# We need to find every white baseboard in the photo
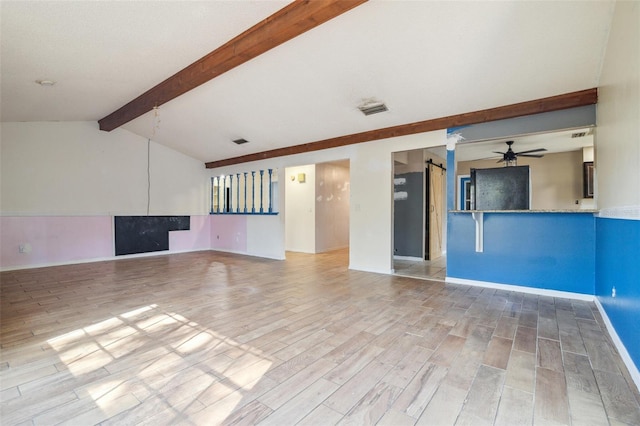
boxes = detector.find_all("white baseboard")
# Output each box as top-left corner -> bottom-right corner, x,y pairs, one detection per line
210,248 -> 250,256
350,264 -> 393,275
445,276 -> 639,392
393,255 -> 423,261
1,248 -> 210,272
593,298 -> 640,392
394,272 -> 446,283
247,251 -> 286,261
1,255 -> 117,272
1,247 -> 286,272
317,244 -> 349,253
445,276 -> 595,301
204,248 -> 286,261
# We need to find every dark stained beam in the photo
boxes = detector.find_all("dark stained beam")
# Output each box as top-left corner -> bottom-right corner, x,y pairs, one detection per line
98,0 -> 368,132
205,88 -> 597,168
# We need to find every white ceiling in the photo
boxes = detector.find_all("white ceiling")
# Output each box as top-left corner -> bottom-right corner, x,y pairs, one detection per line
435,127 -> 595,163
1,1 -> 615,165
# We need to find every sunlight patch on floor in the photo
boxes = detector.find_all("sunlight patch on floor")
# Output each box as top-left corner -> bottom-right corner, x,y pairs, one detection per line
45,303 -> 273,421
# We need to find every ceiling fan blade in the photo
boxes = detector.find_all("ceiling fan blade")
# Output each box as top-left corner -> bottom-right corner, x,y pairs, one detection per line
493,151 -> 506,155
518,154 -> 545,158
515,148 -> 547,155
496,158 -> 505,163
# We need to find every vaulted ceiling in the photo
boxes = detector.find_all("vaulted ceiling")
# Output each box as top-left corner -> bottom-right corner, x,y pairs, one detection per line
1,1 -> 615,166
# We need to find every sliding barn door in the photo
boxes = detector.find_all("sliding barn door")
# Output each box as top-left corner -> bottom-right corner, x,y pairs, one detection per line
427,164 -> 444,260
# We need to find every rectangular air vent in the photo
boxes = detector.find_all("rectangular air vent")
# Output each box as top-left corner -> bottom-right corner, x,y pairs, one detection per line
358,102 -> 388,116
233,138 -> 249,145
571,132 -> 587,138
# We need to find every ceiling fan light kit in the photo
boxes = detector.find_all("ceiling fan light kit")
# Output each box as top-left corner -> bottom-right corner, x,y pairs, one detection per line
493,140 -> 547,166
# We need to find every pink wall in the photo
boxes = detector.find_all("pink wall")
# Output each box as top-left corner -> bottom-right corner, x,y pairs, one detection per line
0,216 -> 113,269
210,215 -> 247,253
1,215 -> 215,270
169,215 -> 211,252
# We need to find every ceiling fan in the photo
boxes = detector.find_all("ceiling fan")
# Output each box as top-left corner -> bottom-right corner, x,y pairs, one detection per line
494,140 -> 547,166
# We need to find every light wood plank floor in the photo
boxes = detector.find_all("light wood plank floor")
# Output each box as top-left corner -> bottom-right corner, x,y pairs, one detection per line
2,249 -> 639,425
394,257 -> 447,282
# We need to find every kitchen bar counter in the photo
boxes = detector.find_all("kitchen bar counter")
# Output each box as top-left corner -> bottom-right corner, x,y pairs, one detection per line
450,209 -> 598,213
446,209 -> 596,294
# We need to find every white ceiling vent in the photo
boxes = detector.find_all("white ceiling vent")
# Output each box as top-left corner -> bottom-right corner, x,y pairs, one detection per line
358,99 -> 388,116
571,128 -> 593,138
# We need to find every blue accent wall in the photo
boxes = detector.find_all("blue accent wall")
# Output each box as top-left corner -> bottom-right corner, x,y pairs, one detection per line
595,217 -> 640,369
447,212 -> 596,294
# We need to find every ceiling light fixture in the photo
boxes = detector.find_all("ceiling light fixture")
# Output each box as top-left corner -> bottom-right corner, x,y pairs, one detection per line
358,99 -> 388,116
35,79 -> 56,86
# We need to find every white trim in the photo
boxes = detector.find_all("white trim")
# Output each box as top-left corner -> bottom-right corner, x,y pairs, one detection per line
594,298 -> 640,392
472,212 -> 484,253
317,244 -> 350,253
457,174 -> 470,210
1,256 -> 118,272
0,248 -> 212,272
215,248 -> 286,261
394,272 -> 446,283
0,212 -> 208,217
446,134 -> 463,150
393,255 -> 423,261
598,206 -> 640,220
248,252 -> 286,261
351,264 -> 394,275
445,276 -> 595,301
446,277 -> 640,389
209,248 -> 246,256
212,246 -> 286,260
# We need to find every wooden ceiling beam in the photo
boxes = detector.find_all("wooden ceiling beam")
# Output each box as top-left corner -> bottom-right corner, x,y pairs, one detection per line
98,0 -> 368,132
205,88 -> 597,169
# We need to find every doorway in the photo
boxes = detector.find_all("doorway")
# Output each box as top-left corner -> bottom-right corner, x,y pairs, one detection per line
393,148 -> 447,281
284,160 -> 350,256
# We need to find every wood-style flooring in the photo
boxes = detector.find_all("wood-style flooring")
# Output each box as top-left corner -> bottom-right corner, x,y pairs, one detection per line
1,249 -> 639,425
394,256 -> 447,282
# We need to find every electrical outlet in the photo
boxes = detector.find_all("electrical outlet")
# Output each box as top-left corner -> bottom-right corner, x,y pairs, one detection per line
612,287 -> 616,298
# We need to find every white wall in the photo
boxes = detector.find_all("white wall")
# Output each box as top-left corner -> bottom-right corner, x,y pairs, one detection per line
596,1 -> 640,215
247,214 -> 285,260
285,164 -> 316,253
315,162 -> 350,252
1,121 -> 208,215
1,121 -> 211,269
208,129 -> 448,274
